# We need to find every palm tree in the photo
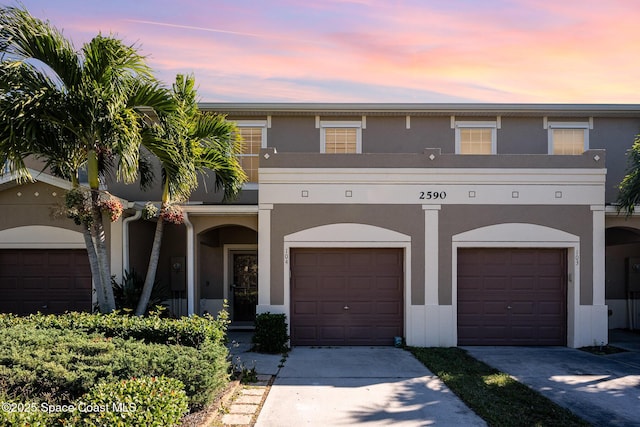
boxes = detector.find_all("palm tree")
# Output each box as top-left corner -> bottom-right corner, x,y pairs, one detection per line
135,74 -> 246,315
0,6 -> 173,312
617,135 -> 640,215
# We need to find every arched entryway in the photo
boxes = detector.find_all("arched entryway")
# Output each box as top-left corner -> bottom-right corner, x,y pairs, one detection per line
198,225 -> 258,326
606,226 -> 640,329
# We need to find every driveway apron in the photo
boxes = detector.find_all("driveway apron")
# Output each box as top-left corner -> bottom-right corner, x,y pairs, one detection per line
255,346 -> 486,426
464,346 -> 640,427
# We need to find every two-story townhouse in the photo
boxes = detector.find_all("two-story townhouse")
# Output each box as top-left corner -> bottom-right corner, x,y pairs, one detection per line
2,103 -> 639,348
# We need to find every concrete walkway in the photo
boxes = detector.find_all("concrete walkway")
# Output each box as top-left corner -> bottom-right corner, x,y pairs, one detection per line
220,331 -> 283,426
227,331 -> 283,376
255,346 -> 486,427
464,330 -> 640,427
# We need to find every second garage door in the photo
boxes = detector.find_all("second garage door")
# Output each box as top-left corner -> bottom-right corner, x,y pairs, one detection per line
457,248 -> 567,346
291,248 -> 403,346
0,249 -> 92,315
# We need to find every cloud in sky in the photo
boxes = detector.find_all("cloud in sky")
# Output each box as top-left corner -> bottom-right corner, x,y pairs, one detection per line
13,0 -> 640,102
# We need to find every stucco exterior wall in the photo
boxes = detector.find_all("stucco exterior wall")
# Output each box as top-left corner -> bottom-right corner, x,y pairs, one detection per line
0,182 -> 80,232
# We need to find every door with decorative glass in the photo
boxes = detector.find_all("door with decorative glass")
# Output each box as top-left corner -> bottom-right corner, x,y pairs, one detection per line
230,251 -> 258,323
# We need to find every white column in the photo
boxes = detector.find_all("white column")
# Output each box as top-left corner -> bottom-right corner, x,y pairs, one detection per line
423,205 -> 441,305
110,217 -> 124,285
258,204 -> 273,308
183,212 -> 196,315
591,205 -> 605,305
420,205 -> 444,347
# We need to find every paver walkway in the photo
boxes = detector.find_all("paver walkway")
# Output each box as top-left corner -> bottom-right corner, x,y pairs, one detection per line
216,332 -> 283,426
220,375 -> 271,426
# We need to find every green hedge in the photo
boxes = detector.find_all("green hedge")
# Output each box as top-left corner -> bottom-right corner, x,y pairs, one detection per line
1,376 -> 189,427
0,392 -> 58,426
68,376 -> 189,427
0,311 -> 231,424
0,310 -> 228,348
0,325 -> 228,411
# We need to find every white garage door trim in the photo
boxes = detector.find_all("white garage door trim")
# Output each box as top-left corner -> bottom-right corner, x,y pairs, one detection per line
0,225 -> 85,249
282,223 -> 411,341
452,223 -> 580,347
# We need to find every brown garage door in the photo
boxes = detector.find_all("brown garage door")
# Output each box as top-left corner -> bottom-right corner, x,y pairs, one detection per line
458,248 -> 567,346
0,249 -> 92,315
291,248 -> 403,346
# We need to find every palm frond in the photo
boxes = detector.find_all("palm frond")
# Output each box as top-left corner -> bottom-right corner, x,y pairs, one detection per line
617,135 -> 640,216
0,6 -> 81,88
136,152 -> 156,191
139,73 -> 247,203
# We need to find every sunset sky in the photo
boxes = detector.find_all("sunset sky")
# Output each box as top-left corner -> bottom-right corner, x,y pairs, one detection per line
11,0 -> 640,103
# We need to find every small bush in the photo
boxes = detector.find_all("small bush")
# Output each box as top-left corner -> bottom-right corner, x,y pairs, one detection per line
252,313 -> 289,354
68,376 -> 189,427
112,269 -> 170,314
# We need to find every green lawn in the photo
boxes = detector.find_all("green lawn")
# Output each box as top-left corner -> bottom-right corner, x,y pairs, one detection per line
409,347 -> 590,427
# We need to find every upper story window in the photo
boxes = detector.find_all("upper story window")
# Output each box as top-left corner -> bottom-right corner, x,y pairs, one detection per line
547,122 -> 589,155
454,121 -> 497,154
235,120 -> 267,183
320,121 -> 362,153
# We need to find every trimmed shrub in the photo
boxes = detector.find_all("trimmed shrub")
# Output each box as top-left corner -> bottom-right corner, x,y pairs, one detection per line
0,392 -> 60,427
0,325 -> 117,404
0,324 -> 229,411
67,376 -> 189,427
252,312 -> 289,354
0,310 -> 228,348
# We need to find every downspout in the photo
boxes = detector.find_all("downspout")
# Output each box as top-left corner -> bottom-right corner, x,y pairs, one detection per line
122,206 -> 142,275
183,211 -> 195,316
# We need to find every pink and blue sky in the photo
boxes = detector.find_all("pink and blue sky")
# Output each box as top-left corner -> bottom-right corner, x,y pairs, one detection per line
12,0 -> 640,103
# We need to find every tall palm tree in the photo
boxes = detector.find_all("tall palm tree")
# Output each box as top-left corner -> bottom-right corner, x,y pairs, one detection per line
135,74 -> 246,315
617,135 -> 640,215
0,6 -> 173,312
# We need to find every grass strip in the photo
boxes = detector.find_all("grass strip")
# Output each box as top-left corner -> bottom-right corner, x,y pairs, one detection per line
409,347 -> 590,427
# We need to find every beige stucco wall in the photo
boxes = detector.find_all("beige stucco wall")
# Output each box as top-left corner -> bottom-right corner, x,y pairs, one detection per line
0,182 -> 81,232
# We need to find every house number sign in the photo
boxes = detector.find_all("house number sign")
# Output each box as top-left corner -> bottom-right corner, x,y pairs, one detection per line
419,191 -> 447,200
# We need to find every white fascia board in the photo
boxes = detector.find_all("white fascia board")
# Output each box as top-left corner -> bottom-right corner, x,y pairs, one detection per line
259,167 -> 606,186
259,167 -> 605,206
181,205 -> 259,215
259,182 -> 604,206
0,168 -> 73,190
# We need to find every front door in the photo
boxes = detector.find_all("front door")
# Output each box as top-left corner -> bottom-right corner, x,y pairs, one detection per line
231,251 -> 258,323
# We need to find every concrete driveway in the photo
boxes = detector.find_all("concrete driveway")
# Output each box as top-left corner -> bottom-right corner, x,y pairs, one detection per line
464,333 -> 640,427
255,346 -> 486,427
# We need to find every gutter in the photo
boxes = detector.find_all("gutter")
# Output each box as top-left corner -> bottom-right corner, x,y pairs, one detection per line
122,204 -> 143,275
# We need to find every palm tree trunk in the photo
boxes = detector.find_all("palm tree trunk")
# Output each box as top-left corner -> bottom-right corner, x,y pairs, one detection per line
89,190 -> 116,313
73,175 -> 108,313
87,149 -> 116,313
82,227 -> 106,312
135,215 -> 164,315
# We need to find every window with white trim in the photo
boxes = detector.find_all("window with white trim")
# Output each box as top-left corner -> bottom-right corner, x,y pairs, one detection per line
235,120 -> 267,183
455,121 -> 497,154
320,121 -> 362,153
547,122 -> 589,155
